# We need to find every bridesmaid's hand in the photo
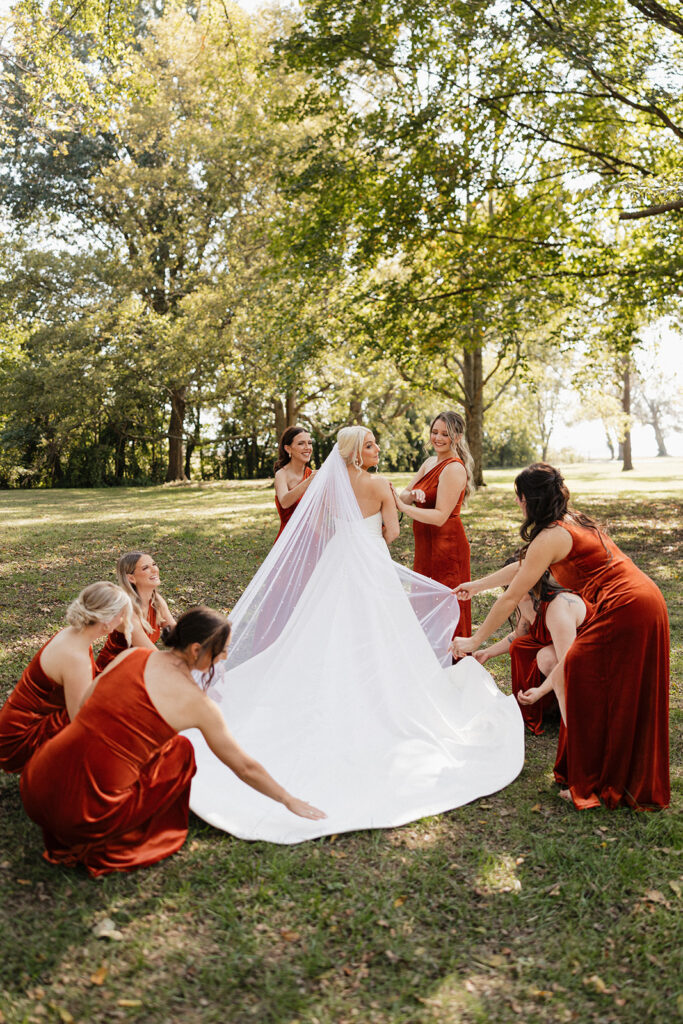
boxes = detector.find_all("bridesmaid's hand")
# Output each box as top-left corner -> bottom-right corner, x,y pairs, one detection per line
518,687 -> 543,706
449,636 -> 479,658
390,484 -> 408,512
410,488 -> 426,504
284,796 -> 327,820
452,581 -> 476,601
473,649 -> 491,665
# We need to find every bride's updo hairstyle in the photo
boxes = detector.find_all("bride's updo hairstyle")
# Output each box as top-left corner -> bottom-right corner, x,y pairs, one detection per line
162,606 -> 231,689
430,411 -> 474,503
66,582 -> 133,642
273,426 -> 308,473
337,425 -> 370,472
515,463 -> 600,546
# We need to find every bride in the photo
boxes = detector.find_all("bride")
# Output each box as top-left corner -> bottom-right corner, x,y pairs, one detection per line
186,426 -> 524,843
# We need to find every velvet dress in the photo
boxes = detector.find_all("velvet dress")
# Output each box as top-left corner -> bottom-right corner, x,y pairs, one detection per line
510,593 -> 593,736
0,639 -> 95,774
550,517 -> 670,809
21,648 -> 196,876
95,602 -> 160,672
275,465 -> 313,541
412,457 -> 471,638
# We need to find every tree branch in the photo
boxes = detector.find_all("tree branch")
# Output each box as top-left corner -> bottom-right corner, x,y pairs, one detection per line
619,198 -> 683,219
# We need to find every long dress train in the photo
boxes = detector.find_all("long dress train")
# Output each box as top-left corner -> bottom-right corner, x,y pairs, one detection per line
187,448 -> 524,844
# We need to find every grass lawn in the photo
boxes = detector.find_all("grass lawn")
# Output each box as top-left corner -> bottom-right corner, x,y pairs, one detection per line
0,457 -> 680,1024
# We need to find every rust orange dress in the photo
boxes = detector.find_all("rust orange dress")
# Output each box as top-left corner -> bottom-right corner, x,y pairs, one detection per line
510,594 -> 593,736
0,638 -> 96,774
275,465 -> 313,541
95,602 -> 160,672
550,517 -> 670,810
20,648 -> 196,876
412,457 -> 471,638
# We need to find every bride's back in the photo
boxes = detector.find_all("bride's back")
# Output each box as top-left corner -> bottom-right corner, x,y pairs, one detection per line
347,467 -> 386,518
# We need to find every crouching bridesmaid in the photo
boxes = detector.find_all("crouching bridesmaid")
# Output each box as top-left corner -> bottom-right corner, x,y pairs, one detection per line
96,551 -> 174,672
0,582 -> 132,774
21,607 -> 326,876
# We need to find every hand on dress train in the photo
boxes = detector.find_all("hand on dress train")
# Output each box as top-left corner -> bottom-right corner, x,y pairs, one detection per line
284,796 -> 327,820
449,635 -> 479,658
517,687 -> 543,706
452,581 -> 476,601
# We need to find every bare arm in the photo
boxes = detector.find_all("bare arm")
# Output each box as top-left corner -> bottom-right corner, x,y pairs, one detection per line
275,468 -> 315,510
129,616 -> 158,651
451,527 -> 573,656
379,480 -> 400,544
398,460 -> 431,504
453,561 -> 520,600
61,652 -> 98,719
394,462 -> 466,526
154,594 -> 175,629
473,610 -> 531,664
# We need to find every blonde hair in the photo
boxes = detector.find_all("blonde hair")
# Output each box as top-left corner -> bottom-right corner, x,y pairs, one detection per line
116,551 -> 159,635
337,426 -> 371,472
430,411 -> 474,504
66,582 -> 133,642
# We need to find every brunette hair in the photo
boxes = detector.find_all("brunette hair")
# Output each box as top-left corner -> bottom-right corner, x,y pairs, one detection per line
116,551 -> 159,635
66,582 -> 133,643
273,426 -> 310,473
337,425 -> 370,472
162,606 -> 231,689
514,463 -> 604,548
430,412 -> 474,504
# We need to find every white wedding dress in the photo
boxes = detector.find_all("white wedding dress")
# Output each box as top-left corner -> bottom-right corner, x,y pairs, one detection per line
186,447 -> 524,843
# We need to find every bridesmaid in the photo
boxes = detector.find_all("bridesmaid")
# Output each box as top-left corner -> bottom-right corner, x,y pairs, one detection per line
273,426 -> 315,541
0,583 -> 132,773
451,463 -> 670,810
21,607 -> 326,876
393,411 -> 474,637
96,551 -> 174,671
474,562 -> 590,735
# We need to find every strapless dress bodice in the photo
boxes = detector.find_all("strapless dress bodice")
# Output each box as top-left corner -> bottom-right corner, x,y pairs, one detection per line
362,511 -> 384,537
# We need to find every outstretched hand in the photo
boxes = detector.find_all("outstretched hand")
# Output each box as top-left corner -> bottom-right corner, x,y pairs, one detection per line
285,796 -> 327,821
452,581 -> 476,601
390,483 -> 406,511
473,649 -> 490,665
449,635 -> 479,658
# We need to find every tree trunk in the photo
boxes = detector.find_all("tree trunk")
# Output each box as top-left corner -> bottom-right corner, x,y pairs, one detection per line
273,390 -> 299,439
621,357 -> 634,472
349,398 -> 363,424
463,347 -> 485,487
166,386 -> 187,482
649,404 -> 669,456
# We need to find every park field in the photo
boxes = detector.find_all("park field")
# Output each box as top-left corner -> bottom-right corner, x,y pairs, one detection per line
0,457 -> 680,1024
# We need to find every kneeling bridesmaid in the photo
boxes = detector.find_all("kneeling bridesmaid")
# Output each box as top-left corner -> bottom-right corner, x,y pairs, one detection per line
0,582 -> 132,774
21,607 -> 326,876
96,551 -> 174,671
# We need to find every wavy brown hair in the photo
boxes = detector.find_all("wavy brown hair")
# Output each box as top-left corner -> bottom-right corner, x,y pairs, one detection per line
430,412 -> 474,504
514,463 -> 602,546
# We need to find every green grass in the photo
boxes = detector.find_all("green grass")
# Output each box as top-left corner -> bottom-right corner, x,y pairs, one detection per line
0,457 -> 681,1024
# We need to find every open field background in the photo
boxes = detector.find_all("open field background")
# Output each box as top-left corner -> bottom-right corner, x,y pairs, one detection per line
0,457 -> 681,1024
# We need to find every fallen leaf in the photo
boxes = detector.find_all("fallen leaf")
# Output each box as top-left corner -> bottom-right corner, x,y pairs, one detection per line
329,834 -> 339,843
16,878 -> 32,886
329,850 -> 347,859
531,803 -> 542,812
668,880 -> 681,898
384,949 -> 399,962
56,1009 -> 74,1023
583,974 -> 610,994
90,965 -> 108,986
92,917 -> 124,941
393,896 -> 406,907
280,929 -> 300,942
117,999 -> 142,1007
642,889 -> 671,908
377,919 -> 390,928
